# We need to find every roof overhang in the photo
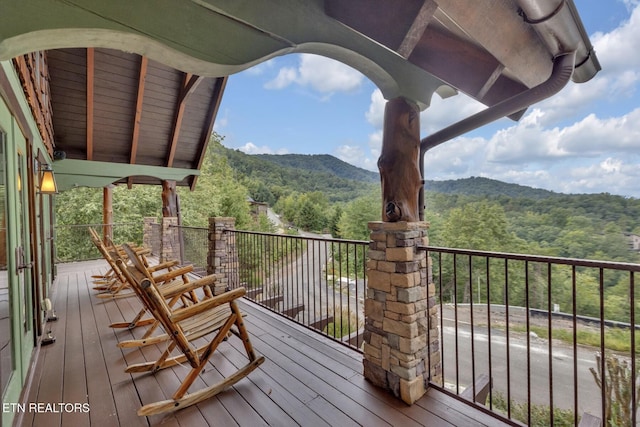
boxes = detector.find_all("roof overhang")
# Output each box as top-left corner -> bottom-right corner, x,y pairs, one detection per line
0,0 -> 599,108
0,0 -> 600,190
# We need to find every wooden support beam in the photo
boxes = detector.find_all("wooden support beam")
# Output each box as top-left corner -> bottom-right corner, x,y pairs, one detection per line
309,316 -> 333,331
258,295 -> 284,309
476,63 -> 505,101
377,97 -> 422,222
190,76 -> 227,190
397,0 -> 437,58
161,180 -> 178,217
281,304 -> 305,318
128,56 -> 148,188
167,73 -> 203,167
103,185 -> 113,244
86,48 -> 94,161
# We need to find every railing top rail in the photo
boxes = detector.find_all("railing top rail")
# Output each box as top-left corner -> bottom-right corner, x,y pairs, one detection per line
420,245 -> 640,272
168,224 -> 208,231
55,222 -> 140,228
224,228 -> 368,245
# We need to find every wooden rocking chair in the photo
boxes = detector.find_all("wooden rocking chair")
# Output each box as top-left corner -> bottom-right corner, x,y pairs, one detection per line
88,227 -> 181,299
107,248 -> 217,342
88,228 -> 155,291
114,264 -> 222,349
117,244 -> 264,416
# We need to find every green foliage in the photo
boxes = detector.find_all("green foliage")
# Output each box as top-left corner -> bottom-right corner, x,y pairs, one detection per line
274,191 -> 330,232
337,189 -> 380,240
590,353 -> 640,426
214,143 -> 378,204
491,392 -> 576,426
323,306 -> 364,339
440,201 -> 521,251
178,134 -> 251,228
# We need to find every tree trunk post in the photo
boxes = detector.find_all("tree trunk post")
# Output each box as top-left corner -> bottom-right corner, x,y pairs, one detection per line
377,97 -> 422,222
161,179 -> 178,218
366,100 -> 442,404
102,185 -> 113,244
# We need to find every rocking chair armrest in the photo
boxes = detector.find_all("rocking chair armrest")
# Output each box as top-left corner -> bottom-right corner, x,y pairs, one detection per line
147,259 -> 180,273
159,273 -> 224,299
170,287 -> 246,323
152,265 -> 194,283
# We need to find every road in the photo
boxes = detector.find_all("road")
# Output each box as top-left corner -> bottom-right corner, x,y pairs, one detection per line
440,305 -> 604,418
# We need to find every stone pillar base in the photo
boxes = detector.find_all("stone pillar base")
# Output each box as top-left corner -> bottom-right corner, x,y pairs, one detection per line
363,221 -> 439,405
207,217 -> 236,295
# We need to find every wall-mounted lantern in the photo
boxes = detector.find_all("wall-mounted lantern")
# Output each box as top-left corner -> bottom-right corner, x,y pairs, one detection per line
39,164 -> 58,194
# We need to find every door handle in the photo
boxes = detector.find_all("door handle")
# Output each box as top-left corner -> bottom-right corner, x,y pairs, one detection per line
15,246 -> 32,274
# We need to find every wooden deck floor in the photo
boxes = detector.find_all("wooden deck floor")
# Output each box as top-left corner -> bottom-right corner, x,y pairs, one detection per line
17,260 -> 511,427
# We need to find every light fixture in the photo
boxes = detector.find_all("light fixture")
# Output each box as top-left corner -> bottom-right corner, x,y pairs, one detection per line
39,164 -> 58,194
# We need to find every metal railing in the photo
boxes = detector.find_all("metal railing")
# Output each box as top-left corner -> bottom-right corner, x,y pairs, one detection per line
54,223 -> 143,262
224,229 -> 367,351
168,225 -> 209,274
421,245 -> 639,427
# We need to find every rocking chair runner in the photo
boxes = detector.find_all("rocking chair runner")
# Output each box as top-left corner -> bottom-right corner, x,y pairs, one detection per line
117,244 -> 265,416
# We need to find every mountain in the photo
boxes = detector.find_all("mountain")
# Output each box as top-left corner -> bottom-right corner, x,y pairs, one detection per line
253,153 -> 379,183
216,146 -> 378,204
425,177 -> 561,199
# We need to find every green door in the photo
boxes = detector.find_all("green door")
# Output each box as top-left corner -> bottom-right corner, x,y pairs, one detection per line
0,130 -> 13,406
15,146 -> 34,365
0,113 -> 35,427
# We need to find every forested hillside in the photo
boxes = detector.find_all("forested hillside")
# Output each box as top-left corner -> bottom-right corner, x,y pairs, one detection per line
215,143 -> 378,206
55,132 -> 640,266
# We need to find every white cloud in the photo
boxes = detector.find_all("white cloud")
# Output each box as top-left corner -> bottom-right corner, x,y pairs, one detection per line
265,54 -> 364,94
365,90 -> 385,128
238,142 -> 289,155
420,93 -> 485,135
590,3 -> 640,93
244,58 -> 276,76
264,67 -> 298,90
335,143 -> 379,172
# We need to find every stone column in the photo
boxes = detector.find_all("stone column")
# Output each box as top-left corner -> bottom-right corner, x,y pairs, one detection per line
207,217 -> 236,296
160,216 -> 179,263
363,221 -> 441,404
142,217 -> 157,251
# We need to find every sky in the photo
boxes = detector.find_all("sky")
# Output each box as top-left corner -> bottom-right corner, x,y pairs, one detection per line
214,0 -> 640,198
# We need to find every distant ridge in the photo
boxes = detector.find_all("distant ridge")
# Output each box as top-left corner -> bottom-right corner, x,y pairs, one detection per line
254,153 -> 379,183
425,177 -> 561,199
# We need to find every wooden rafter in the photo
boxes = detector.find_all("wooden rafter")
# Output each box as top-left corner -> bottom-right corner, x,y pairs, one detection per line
476,63 -> 505,101
397,0 -> 437,58
190,76 -> 227,190
166,73 -> 203,167
128,55 -> 148,188
86,48 -> 94,161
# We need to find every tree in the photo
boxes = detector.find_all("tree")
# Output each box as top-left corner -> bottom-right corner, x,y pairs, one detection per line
338,190 -> 380,240
441,201 -> 519,251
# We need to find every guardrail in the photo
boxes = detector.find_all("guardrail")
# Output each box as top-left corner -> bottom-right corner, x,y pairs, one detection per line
54,223 -> 143,262
224,229 -> 368,352
421,245 -> 639,427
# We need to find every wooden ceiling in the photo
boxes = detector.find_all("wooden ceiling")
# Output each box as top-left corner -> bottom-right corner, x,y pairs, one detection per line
46,47 -> 226,188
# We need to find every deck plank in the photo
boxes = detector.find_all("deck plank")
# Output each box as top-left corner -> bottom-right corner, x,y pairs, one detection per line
77,269 -> 123,427
30,271 -> 68,427
61,271 -> 90,427
19,260 -> 515,427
